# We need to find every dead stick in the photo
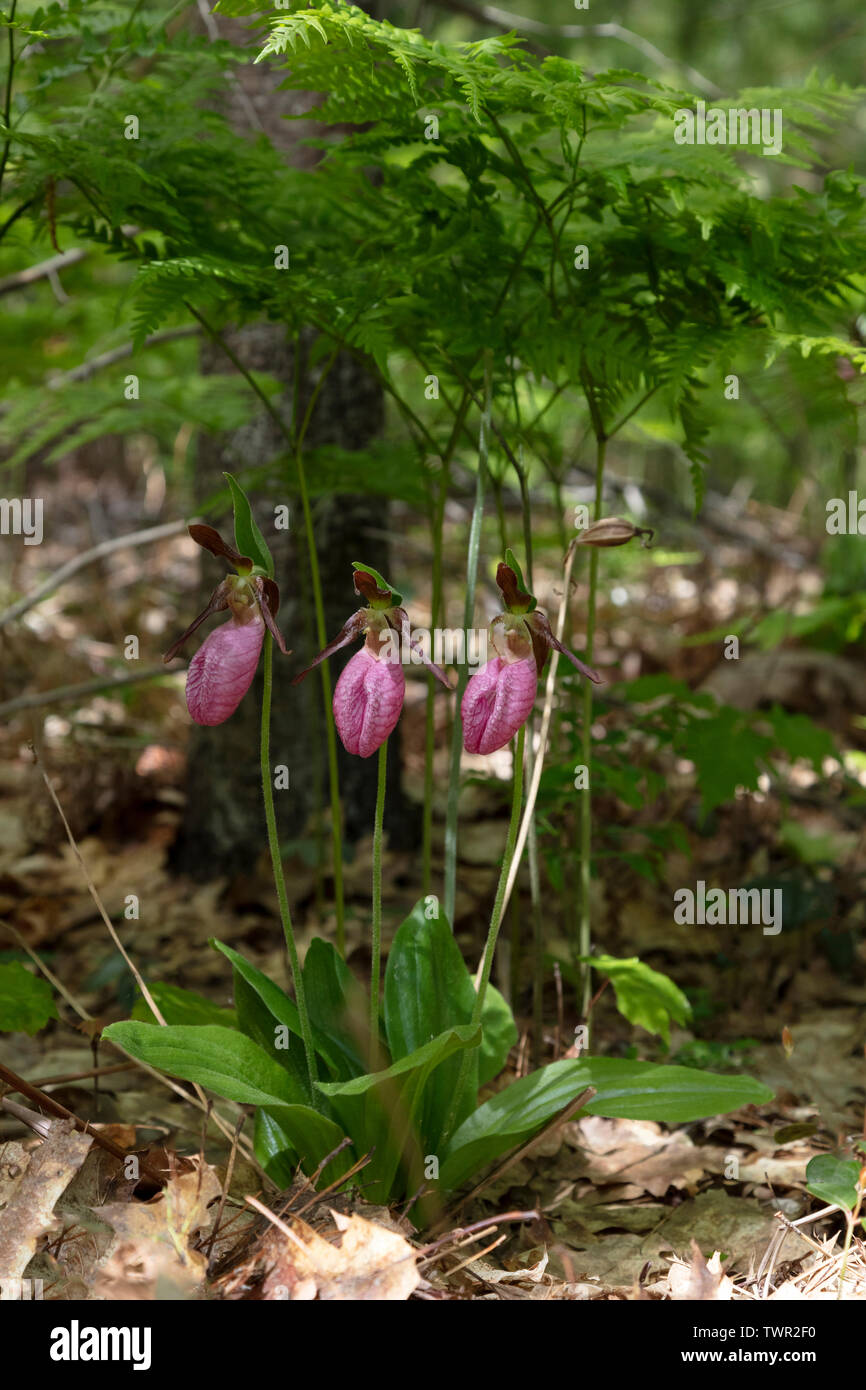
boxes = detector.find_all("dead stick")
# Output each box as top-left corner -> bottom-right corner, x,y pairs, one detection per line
0,666 -> 183,719
0,1059 -> 165,1185
0,519 -> 190,630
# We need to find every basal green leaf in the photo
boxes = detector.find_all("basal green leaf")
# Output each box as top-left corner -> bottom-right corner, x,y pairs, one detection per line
441,1057 -> 774,1191
212,939 -> 342,1078
131,981 -> 237,1029
302,937 -> 368,1079
318,1024 -> 481,1201
103,1021 -> 309,1109
383,901 -> 516,1148
258,1105 -> 353,1187
233,970 -> 312,1099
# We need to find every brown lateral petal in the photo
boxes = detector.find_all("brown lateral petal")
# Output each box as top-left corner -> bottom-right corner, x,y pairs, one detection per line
528,622 -> 549,676
257,578 -> 290,656
527,610 -> 603,684
291,610 -> 366,685
391,609 -> 453,688
188,523 -> 252,570
163,582 -> 231,663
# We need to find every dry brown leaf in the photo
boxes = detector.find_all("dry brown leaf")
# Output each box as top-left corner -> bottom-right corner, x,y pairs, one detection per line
93,1158 -> 221,1300
668,1240 -> 734,1300
0,1120 -> 92,1289
568,1115 -> 713,1196
259,1207 -> 419,1301
469,1251 -> 550,1285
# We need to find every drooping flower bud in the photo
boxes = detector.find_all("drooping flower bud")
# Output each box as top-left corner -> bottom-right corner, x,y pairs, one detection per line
571,516 -> 654,550
186,612 -> 265,726
293,562 -> 452,757
164,510 -> 289,727
462,551 -> 602,755
462,654 -> 538,755
333,643 -> 406,758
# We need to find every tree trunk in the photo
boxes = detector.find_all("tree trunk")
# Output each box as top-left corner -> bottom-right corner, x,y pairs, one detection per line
172,10 -> 416,885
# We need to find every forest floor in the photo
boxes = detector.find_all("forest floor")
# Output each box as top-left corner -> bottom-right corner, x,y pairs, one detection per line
1,466 -> 865,1300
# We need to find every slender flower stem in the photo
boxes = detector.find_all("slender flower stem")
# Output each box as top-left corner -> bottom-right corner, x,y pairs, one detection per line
297,466 -> 346,957
186,305 -> 348,957
443,725 -> 526,1142
260,631 -> 318,1102
369,737 -> 389,1047
515,458 -> 544,1069
444,354 -> 492,924
290,341 -> 347,958
578,433 -> 607,1019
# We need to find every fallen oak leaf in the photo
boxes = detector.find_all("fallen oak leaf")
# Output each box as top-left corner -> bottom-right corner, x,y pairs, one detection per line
93,1158 -> 221,1299
668,1239 -> 734,1301
248,1196 -> 419,1301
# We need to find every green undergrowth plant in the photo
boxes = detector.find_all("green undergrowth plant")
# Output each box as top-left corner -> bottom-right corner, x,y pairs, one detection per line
106,900 -> 774,1220
104,480 -> 774,1225
7,1 -> 861,1224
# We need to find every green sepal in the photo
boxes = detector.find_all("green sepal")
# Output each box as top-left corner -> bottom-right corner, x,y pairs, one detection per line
224,471 -> 274,578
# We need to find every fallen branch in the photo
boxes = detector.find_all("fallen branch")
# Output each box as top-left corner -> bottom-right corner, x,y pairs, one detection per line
47,325 -> 201,388
0,1060 -> 166,1185
0,665 -> 183,719
0,517 -> 190,630
0,247 -> 89,296
429,0 -> 723,96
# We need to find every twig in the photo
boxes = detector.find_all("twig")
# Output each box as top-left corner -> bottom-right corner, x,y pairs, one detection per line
46,325 -> 201,387
204,1114 -> 246,1264
0,1059 -> 166,1184
0,666 -> 183,719
445,1231 -> 507,1276
418,1209 -> 539,1260
0,518 -> 189,629
495,537 -> 577,928
0,1095 -> 51,1137
36,751 -> 167,1027
0,246 -> 89,296
429,0 -> 722,96
28,1062 -> 135,1088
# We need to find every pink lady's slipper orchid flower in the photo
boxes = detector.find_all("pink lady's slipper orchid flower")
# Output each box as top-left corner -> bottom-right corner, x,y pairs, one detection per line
164,524 -> 289,726
462,553 -> 602,755
293,563 -> 452,758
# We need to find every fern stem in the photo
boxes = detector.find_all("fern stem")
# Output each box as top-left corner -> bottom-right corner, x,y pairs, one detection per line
186,306 -> 348,956
443,355 -> 492,925
578,430 -> 606,1021
422,389 -> 470,895
0,0 -> 18,198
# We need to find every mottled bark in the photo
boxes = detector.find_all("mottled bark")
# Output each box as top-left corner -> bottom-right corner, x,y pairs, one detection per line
172,10 -> 415,881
